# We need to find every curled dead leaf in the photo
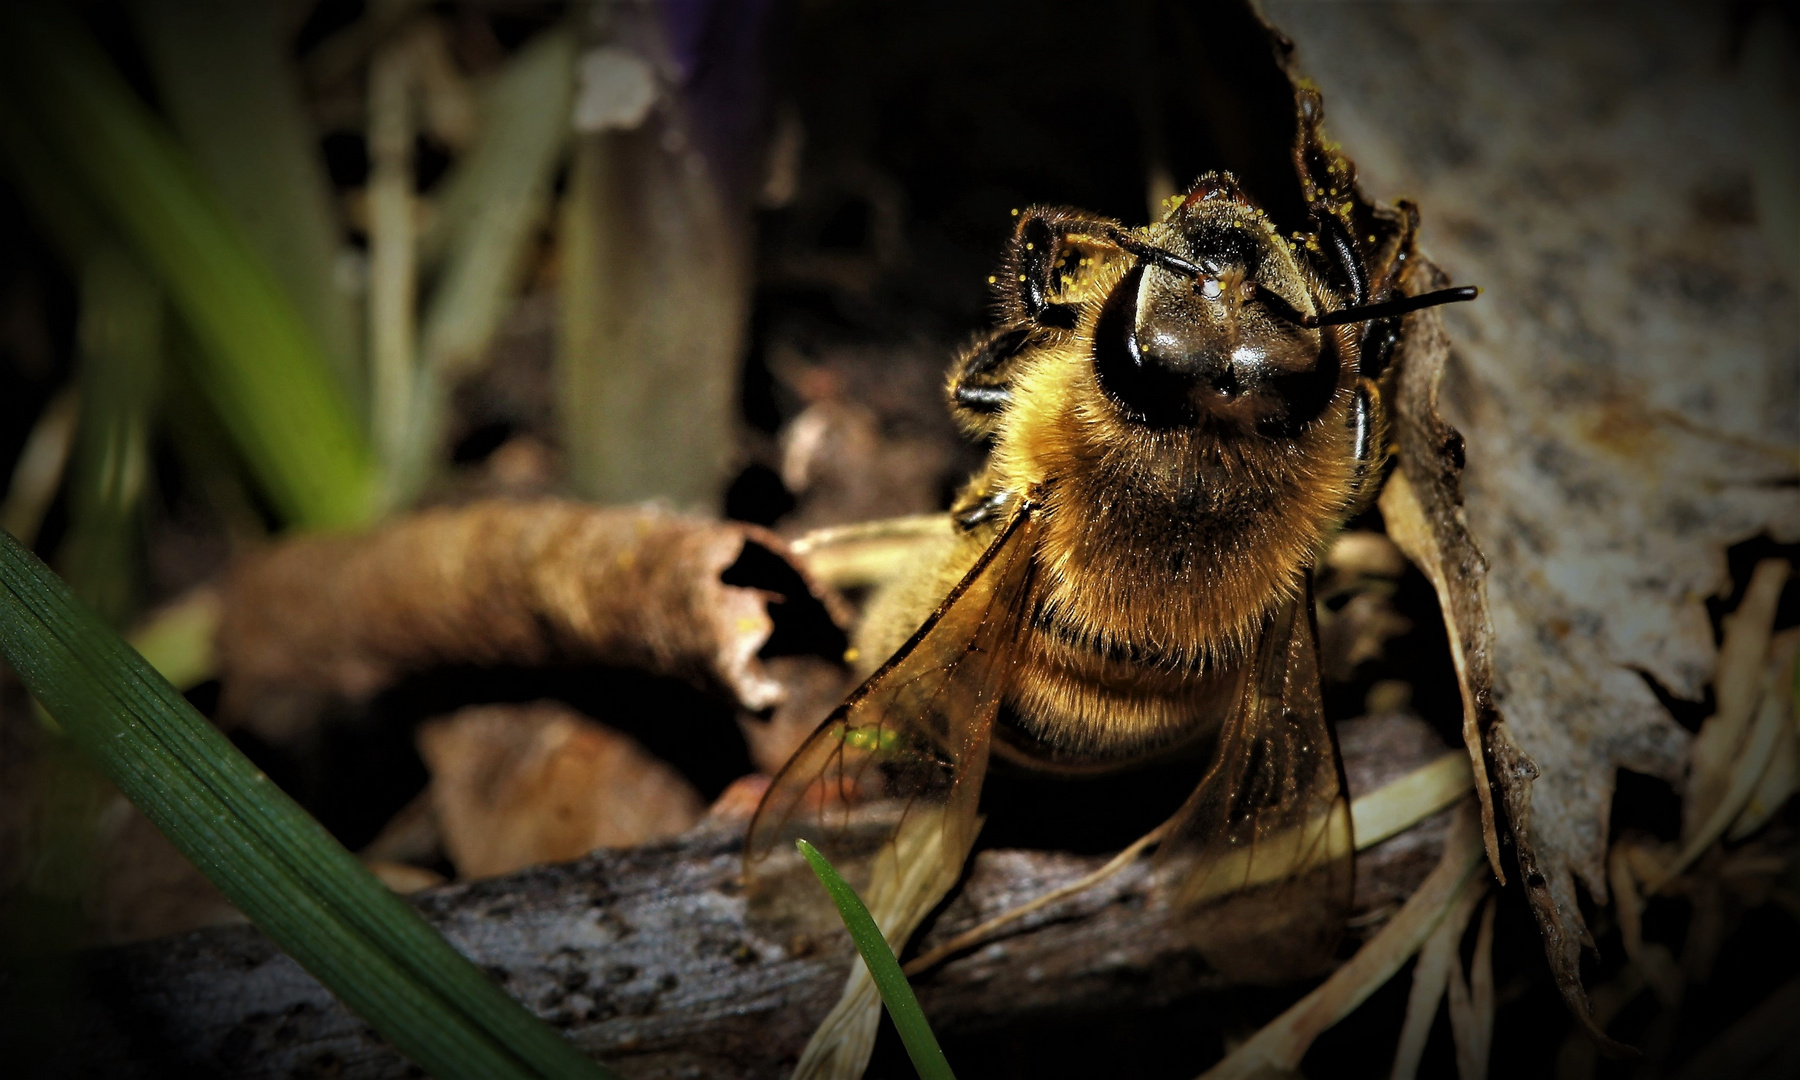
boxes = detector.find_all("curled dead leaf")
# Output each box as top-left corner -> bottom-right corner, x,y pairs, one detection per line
215,499 -> 848,741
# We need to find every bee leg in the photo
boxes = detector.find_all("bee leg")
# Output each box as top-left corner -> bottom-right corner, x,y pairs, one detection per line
955,205 -> 1202,435
948,324 -> 1031,424
953,489 -> 1013,532
1345,378 -> 1388,510
1313,209 -> 1369,307
1009,210 -> 1086,327
1358,315 -> 1402,381
1007,209 -> 1190,328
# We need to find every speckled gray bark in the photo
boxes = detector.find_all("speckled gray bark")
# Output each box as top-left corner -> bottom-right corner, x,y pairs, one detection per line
37,715 -> 1448,1079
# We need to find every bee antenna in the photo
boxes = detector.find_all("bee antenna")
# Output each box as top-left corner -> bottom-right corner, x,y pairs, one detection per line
1306,285 -> 1480,328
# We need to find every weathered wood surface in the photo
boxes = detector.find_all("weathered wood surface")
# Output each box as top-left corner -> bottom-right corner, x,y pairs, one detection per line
34,715 -> 1449,1079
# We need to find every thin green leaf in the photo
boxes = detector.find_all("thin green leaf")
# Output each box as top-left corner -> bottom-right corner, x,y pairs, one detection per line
420,25 -> 575,379
0,530 -> 617,1080
383,25 -> 575,504
0,4 -> 376,530
130,0 -> 365,407
59,248 -> 162,628
796,839 -> 957,1080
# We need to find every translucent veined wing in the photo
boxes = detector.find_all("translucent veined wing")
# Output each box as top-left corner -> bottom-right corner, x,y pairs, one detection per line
1155,572 -> 1354,983
746,499 -> 1042,948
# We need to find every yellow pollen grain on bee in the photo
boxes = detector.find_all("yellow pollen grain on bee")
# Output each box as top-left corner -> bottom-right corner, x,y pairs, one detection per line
1019,274 -> 1027,282
1025,242 -> 1035,250
1010,208 -> 1020,216
988,275 -> 997,284
843,646 -> 860,664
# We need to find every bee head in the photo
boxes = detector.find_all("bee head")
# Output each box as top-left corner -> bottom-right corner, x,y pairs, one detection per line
1092,173 -> 1339,437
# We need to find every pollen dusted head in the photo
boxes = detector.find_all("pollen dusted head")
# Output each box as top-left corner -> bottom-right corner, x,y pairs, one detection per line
1093,173 -> 1344,437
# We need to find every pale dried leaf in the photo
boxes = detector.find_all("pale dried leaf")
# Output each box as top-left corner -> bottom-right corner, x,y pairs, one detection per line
1691,562 -> 1790,836
1655,633 -> 1800,887
417,702 -> 704,880
1445,895 -> 1496,1080
1727,627 -> 1800,841
1202,804 -> 1485,1080
1390,870 -> 1485,1080
1271,2 -> 1800,1026
363,860 -> 445,895
789,513 -> 956,592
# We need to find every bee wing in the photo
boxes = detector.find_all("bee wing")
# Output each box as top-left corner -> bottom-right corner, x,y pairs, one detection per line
1156,574 -> 1354,983
746,502 -> 1041,945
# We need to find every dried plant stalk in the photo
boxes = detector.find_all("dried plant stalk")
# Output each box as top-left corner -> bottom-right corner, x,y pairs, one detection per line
1390,872 -> 1486,1080
1200,804 -> 1486,1080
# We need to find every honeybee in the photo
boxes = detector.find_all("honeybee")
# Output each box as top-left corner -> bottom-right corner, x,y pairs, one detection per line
747,171 -> 1476,1077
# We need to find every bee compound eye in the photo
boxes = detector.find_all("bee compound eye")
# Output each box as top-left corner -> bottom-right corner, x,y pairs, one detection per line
1092,266 -> 1197,428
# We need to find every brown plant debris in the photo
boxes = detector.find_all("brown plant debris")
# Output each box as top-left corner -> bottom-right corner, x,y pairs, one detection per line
214,499 -> 849,741
417,702 -> 705,880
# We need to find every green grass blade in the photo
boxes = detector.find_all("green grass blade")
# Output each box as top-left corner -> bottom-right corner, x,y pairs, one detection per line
0,4 -> 376,530
796,839 -> 957,1080
130,0 -> 365,408
58,248 -> 162,628
420,25 -> 574,379
0,530 -> 618,1080
383,25 -> 575,504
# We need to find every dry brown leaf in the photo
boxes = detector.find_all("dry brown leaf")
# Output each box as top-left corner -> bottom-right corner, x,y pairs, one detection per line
215,499 -> 848,741
778,400 -> 952,532
1269,3 -> 1800,1034
417,702 -> 704,880
739,654 -> 852,776
363,860 -> 446,895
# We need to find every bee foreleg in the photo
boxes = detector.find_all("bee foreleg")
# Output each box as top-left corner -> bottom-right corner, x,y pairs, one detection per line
1003,208 -> 1183,328
953,383 -> 1013,412
948,324 -> 1033,433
